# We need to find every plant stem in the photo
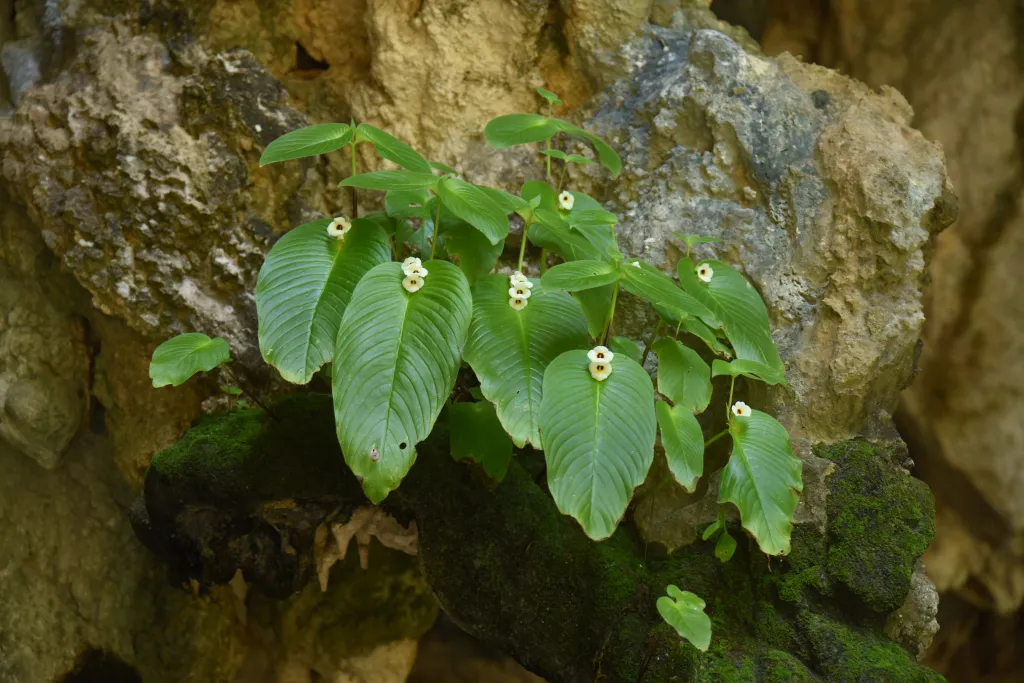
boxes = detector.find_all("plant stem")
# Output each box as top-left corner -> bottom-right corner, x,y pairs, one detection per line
704,428 -> 729,448
539,248 -> 548,275
223,366 -> 279,420
545,138 -> 552,182
726,375 -> 736,422
517,220 -> 532,272
557,159 -> 569,193
431,198 -> 441,260
640,322 -> 664,365
349,143 -> 358,218
600,283 -> 619,345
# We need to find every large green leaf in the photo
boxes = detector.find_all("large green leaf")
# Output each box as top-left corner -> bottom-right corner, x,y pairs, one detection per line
656,401 -> 704,492
521,181 -> 603,262
652,338 -> 712,414
464,275 -> 588,448
540,350 -> 656,540
436,177 -> 509,245
719,409 -> 803,556
485,114 -> 560,149
657,585 -> 712,652
541,260 -> 621,292
339,171 -> 438,192
566,191 -> 620,258
711,358 -> 786,386
553,121 -> 622,178
256,218 -> 391,384
449,401 -> 514,482
150,333 -> 230,388
608,336 -> 642,364
333,260 -> 472,502
479,186 -> 530,214
619,261 -> 717,326
356,123 -> 432,173
440,219 -> 503,284
259,123 -> 353,166
678,258 -> 785,384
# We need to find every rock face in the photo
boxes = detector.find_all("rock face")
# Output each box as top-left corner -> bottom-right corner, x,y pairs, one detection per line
0,0 -> 955,680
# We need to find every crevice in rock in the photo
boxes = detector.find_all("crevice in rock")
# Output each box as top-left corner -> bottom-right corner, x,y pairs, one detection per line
56,648 -> 141,683
294,41 -> 329,74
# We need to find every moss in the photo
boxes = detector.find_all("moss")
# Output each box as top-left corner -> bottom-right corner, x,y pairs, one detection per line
758,649 -> 816,682
798,611 -> 944,683
815,440 -> 935,613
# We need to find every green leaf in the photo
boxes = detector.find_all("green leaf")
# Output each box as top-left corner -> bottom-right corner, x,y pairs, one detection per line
436,177 -> 509,245
608,336 -> 642,364
385,189 -> 433,219
464,275 -> 588,448
652,338 -> 711,414
711,358 -> 786,386
553,120 -> 622,178
619,261 -> 717,325
479,186 -> 531,214
149,333 -> 230,388
485,114 -> 560,149
430,161 -> 459,175
715,530 -> 737,562
356,123 -> 432,173
449,401 -> 513,482
541,149 -> 595,165
541,260 -> 621,292
520,181 -> 603,262
678,258 -> 785,384
719,409 -> 803,556
339,171 -> 439,192
536,87 -> 563,106
656,401 -> 704,492
256,218 -> 390,384
570,286 -> 611,338
566,192 -> 620,258
657,585 -> 712,652
220,385 -> 243,396
441,219 -> 503,283
701,519 -> 722,541
259,123 -> 353,166
540,350 -> 657,540
541,148 -> 569,161
674,232 -> 723,251
333,260 -> 473,503
677,316 -> 732,358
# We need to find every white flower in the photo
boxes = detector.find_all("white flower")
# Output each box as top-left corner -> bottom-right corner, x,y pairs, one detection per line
558,190 -> 575,211
403,275 -> 424,293
589,361 -> 612,381
402,257 -> 424,276
587,345 -> 614,363
407,264 -> 428,277
631,261 -> 641,268
731,401 -> 751,418
327,216 -> 352,239
509,297 -> 528,311
696,263 -> 714,283
508,286 -> 533,300
510,271 -> 534,287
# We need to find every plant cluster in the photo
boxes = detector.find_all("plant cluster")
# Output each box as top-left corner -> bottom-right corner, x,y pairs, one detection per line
147,88 -> 803,652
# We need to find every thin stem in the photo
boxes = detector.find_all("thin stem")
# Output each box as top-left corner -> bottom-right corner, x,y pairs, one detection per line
704,428 -> 729,448
539,248 -> 549,275
517,220 -> 532,272
600,283 -> 620,345
349,143 -> 358,218
430,197 -> 442,260
557,159 -> 569,193
726,375 -> 736,423
640,321 -> 664,365
545,138 -> 552,182
223,366 -> 279,420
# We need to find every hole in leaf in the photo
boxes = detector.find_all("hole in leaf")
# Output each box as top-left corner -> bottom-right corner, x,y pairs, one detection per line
399,442 -> 407,450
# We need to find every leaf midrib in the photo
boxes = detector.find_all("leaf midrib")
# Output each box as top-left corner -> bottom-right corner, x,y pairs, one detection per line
302,242 -> 347,376
514,305 -> 536,447
379,281 -> 414,461
730,424 -> 783,548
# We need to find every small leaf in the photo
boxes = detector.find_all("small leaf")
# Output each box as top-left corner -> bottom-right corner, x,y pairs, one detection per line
536,87 -> 563,106
711,358 -> 786,386
333,261 -> 473,503
674,233 -> 723,250
521,181 -> 603,262
701,519 -> 722,541
463,275 -> 588,448
540,148 -> 569,160
385,189 -> 433,219
256,218 -> 391,384
356,123 -> 432,173
719,409 -> 803,556
619,261 -> 717,326
564,154 -> 596,165
542,149 -> 595,165
437,177 -> 509,245
541,260 -> 621,292
652,338 -> 712,414
449,401 -> 513,482
220,385 -> 243,396
657,585 -> 712,652
259,123 -> 353,166
149,333 -> 231,388
540,351 -> 657,540
656,401 -> 704,492
678,258 -> 785,384
479,186 -> 531,214
485,114 -> 559,149
715,530 -> 737,562
679,316 -> 733,358
566,191 -> 620,257
430,161 -> 459,175
340,171 -> 439,192
441,219 -> 503,283
608,336 -> 642,364
553,120 -> 622,178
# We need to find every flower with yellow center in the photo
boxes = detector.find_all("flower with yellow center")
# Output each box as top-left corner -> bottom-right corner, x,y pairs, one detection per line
558,190 -> 575,211
696,263 -> 714,283
587,345 -> 614,364
731,401 -> 751,418
508,285 -> 532,300
327,216 -> 352,239
402,275 -> 424,293
589,361 -> 612,381
509,297 -> 528,311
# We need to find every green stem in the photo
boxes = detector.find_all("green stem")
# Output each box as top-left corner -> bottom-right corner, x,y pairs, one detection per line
557,159 -> 569,193
640,322 -> 664,365
431,197 -> 442,260
349,143 -> 358,218
726,375 -> 736,423
517,220 -> 532,272
704,428 -> 729,448
223,366 -> 279,420
539,249 -> 548,275
545,138 -> 552,182
600,283 -> 619,345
